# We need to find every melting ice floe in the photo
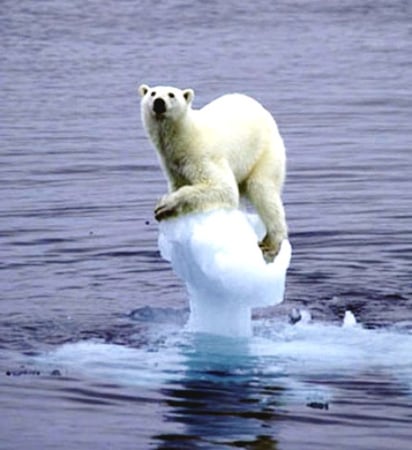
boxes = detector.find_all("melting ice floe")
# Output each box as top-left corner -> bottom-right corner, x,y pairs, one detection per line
158,209 -> 292,337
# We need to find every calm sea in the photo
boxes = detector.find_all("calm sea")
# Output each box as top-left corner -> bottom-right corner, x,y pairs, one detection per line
1,0 -> 411,449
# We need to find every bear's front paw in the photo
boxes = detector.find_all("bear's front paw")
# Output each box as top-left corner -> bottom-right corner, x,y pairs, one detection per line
154,195 -> 179,221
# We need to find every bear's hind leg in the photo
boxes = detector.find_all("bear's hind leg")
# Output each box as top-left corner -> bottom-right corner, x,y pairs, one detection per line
245,177 -> 287,261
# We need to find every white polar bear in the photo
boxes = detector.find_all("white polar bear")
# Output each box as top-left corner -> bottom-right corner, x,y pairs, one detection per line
138,84 -> 287,258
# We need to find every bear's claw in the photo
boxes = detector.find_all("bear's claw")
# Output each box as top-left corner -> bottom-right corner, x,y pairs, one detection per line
155,204 -> 174,221
154,197 -> 179,221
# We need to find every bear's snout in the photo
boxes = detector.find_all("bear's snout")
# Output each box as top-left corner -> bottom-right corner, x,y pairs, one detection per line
153,97 -> 167,115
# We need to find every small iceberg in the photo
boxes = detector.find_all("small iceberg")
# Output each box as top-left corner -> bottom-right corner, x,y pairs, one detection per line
158,209 -> 292,337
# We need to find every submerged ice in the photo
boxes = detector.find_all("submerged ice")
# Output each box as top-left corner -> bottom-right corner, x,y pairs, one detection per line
158,209 -> 292,337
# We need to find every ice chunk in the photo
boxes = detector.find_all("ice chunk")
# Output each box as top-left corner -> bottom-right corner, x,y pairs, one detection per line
158,209 -> 292,337
342,310 -> 358,328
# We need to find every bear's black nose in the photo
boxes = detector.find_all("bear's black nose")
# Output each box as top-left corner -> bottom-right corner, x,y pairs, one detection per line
153,97 -> 166,114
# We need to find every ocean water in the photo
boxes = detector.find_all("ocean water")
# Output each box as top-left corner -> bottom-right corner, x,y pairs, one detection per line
1,0 -> 411,449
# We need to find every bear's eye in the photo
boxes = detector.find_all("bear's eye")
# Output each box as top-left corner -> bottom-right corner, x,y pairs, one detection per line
168,92 -> 175,99
151,91 -> 156,97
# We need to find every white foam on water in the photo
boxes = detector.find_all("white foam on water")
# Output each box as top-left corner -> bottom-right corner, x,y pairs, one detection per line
35,315 -> 412,405
40,340 -> 187,386
253,313 -> 412,391
158,209 -> 292,337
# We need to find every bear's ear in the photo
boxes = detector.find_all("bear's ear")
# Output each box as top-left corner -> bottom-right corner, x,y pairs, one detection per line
183,88 -> 194,104
139,84 -> 150,97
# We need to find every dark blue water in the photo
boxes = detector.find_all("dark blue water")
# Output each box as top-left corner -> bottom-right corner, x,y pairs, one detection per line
1,0 -> 411,449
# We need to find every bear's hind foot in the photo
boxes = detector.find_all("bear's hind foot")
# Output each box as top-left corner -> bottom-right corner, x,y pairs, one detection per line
259,239 -> 281,263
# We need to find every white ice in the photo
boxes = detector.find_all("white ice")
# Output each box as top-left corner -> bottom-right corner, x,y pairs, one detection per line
342,310 -> 358,328
158,209 -> 292,337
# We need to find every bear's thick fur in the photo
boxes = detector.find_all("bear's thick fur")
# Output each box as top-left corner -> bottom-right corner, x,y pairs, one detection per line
139,84 -> 287,258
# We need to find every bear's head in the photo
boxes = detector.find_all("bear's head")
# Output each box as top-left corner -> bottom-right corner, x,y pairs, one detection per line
139,84 -> 194,121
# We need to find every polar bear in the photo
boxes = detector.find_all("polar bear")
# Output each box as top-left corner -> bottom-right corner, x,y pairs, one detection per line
138,84 -> 287,258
